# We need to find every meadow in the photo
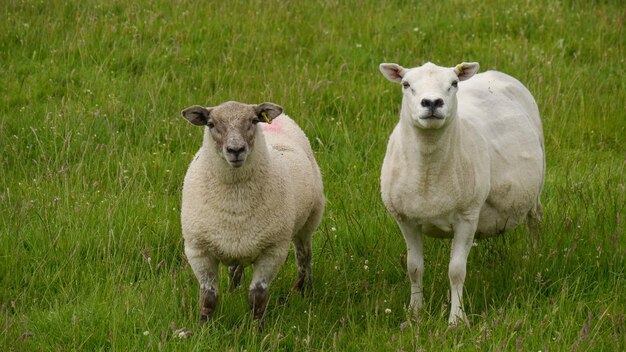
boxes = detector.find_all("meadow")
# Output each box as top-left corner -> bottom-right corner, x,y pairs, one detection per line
1,0 -> 624,350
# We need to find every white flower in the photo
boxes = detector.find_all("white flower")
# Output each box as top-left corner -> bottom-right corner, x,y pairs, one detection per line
384,308 -> 392,314
174,328 -> 193,338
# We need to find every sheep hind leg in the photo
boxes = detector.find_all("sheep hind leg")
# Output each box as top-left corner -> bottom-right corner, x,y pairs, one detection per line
527,200 -> 543,249
292,208 -> 322,295
292,234 -> 313,294
228,264 -> 244,291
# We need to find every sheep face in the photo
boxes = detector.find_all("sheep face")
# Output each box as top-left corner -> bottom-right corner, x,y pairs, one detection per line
181,101 -> 283,168
380,62 -> 479,130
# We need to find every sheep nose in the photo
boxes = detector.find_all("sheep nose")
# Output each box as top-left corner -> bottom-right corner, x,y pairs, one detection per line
226,145 -> 246,157
420,98 -> 444,109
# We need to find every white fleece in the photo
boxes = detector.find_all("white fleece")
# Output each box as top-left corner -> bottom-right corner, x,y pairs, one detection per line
181,114 -> 324,266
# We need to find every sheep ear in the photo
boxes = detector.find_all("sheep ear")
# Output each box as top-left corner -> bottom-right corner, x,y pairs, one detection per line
379,63 -> 406,83
453,62 -> 480,81
254,103 -> 283,124
182,105 -> 212,126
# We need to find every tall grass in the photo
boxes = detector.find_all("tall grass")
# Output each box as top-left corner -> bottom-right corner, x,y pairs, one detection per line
1,0 -> 624,350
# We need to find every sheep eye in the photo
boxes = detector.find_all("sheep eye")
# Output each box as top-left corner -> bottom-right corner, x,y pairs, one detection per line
402,81 -> 410,89
451,80 -> 458,88
207,122 -> 215,128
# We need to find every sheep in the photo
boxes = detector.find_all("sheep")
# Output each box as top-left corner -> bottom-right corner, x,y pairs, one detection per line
180,101 -> 325,325
379,61 -> 545,325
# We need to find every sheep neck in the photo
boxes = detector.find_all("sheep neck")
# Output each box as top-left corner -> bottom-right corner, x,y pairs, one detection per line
395,113 -> 468,204
399,114 -> 461,165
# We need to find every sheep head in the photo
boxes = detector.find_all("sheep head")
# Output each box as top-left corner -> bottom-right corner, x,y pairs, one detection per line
182,101 -> 283,168
380,61 -> 479,130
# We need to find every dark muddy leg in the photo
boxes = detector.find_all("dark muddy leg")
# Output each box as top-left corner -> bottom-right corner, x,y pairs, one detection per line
184,247 -> 219,327
292,234 -> 313,294
292,207 -> 322,294
248,247 -> 288,327
249,282 -> 269,321
199,285 -> 218,326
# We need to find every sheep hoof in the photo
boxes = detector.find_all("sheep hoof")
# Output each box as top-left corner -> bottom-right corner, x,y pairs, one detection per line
249,284 -> 269,321
199,288 -> 217,326
252,318 -> 266,332
447,314 -> 471,329
292,273 -> 313,295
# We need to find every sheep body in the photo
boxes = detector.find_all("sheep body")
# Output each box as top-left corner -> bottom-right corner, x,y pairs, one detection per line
180,101 -> 324,323
379,62 -> 544,324
182,116 -> 322,264
382,70 -> 544,237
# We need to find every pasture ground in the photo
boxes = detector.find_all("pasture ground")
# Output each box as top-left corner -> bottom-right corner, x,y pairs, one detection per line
1,0 -> 624,350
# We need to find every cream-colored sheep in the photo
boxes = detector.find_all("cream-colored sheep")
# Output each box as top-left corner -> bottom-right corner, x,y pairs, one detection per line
379,61 -> 544,325
180,101 -> 325,325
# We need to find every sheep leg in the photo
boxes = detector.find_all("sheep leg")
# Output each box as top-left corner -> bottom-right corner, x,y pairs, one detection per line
293,206 -> 323,294
249,248 -> 288,322
228,264 -> 244,291
398,220 -> 424,320
292,234 -> 313,294
185,246 -> 219,326
448,219 -> 477,325
292,206 -> 322,294
527,201 -> 543,248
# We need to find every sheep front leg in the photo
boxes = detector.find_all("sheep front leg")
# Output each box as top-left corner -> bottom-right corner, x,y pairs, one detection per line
448,218 -> 478,325
185,246 -> 219,326
398,220 -> 424,320
249,247 -> 289,322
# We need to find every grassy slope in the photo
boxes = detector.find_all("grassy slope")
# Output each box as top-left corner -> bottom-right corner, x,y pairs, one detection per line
1,0 -> 624,350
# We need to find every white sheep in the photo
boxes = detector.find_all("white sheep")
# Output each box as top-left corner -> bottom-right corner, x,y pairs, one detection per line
180,101 -> 325,324
379,61 -> 545,324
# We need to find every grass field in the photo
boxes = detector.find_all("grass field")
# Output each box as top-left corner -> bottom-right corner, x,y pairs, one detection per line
1,0 -> 624,350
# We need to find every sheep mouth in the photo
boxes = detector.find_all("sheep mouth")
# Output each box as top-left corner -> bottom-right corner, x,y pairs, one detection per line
227,159 -> 245,168
419,114 -> 444,120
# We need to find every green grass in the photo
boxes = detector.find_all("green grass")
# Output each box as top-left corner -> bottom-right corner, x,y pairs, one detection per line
1,0 -> 624,350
